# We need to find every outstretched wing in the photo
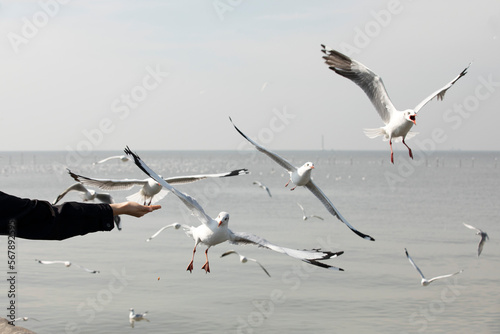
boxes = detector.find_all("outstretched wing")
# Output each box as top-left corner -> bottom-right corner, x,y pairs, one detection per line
68,169 -> 147,191
229,230 -> 344,271
405,248 -> 425,280
427,270 -> 463,284
229,117 -> 297,172
321,45 -> 396,124
413,63 -> 470,114
221,250 -> 271,277
164,169 -> 249,185
146,223 -> 187,242
305,180 -> 374,241
125,146 -> 212,226
463,222 -> 481,233
72,263 -> 100,274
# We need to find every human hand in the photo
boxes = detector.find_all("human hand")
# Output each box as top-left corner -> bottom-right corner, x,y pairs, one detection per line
110,202 -> 161,218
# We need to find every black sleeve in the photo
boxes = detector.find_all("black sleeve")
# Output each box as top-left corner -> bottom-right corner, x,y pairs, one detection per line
0,191 -> 114,240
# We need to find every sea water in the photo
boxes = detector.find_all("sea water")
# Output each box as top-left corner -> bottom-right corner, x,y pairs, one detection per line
1,150 -> 499,333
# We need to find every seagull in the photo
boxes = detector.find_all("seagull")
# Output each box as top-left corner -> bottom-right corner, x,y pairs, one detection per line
68,168 -> 249,206
463,223 -> 489,256
93,155 -> 130,165
146,222 -> 187,242
129,308 -> 149,328
35,259 -> 100,274
229,118 -> 374,241
297,203 -> 324,221
404,249 -> 463,286
52,181 -> 122,230
253,181 -> 272,197
221,250 -> 271,277
125,146 -> 345,273
321,45 -> 470,164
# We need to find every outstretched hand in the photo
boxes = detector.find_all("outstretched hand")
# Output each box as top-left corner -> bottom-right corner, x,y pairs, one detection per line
110,202 -> 161,218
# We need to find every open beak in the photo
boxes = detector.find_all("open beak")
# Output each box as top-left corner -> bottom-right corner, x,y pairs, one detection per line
410,115 -> 416,125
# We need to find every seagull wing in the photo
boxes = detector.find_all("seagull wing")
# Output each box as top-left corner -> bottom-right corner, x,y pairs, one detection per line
125,146 -> 212,226
413,63 -> 470,114
53,183 -> 89,204
405,248 -> 426,280
72,263 -> 100,274
427,270 -> 463,284
146,223 -> 186,242
228,230 -> 344,271
321,45 -> 396,124
68,169 -> 147,191
463,222 -> 481,233
305,180 -> 374,241
94,156 -> 123,164
229,117 -> 297,172
36,260 -> 69,265
164,169 -> 249,185
478,235 -> 488,256
95,193 -> 114,204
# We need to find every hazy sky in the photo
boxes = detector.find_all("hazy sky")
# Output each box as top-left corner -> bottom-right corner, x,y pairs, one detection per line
1,0 -> 499,153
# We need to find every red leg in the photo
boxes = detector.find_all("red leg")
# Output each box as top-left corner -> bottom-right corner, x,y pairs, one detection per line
201,248 -> 210,273
290,186 -> 296,191
285,179 -> 290,187
402,138 -> 413,159
186,246 -> 196,273
389,140 -> 394,164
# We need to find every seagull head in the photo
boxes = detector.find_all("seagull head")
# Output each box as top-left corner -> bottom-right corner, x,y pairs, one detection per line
217,212 -> 230,227
405,110 -> 417,125
304,162 -> 315,169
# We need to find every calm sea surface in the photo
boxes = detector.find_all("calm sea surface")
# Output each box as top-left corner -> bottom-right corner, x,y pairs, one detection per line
1,150 -> 499,334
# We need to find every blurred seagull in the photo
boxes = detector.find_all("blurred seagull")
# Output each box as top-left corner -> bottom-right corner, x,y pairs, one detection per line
52,181 -> 122,230
253,181 -> 272,197
146,222 -> 188,242
129,308 -> 149,328
321,45 -> 470,164
93,155 -> 130,165
463,223 -> 489,256
14,317 -> 40,322
68,168 -> 248,206
35,259 -> 100,274
404,249 -> 463,286
297,203 -> 324,221
229,117 -> 374,241
125,146 -> 345,273
221,250 -> 271,277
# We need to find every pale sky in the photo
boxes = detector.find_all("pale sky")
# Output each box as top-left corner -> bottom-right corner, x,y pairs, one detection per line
0,0 -> 499,153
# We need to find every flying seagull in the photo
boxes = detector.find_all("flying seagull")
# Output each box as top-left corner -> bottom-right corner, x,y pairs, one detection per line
52,181 -> 121,230
404,249 -> 463,286
93,155 -> 130,165
35,259 -> 100,274
297,202 -> 324,221
146,222 -> 187,242
253,181 -> 272,197
125,146 -> 345,273
67,168 -> 248,205
221,250 -> 271,277
321,45 -> 470,163
463,223 -> 489,256
229,117 -> 374,241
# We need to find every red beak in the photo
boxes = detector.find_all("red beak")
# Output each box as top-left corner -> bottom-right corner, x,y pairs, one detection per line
217,220 -> 222,227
